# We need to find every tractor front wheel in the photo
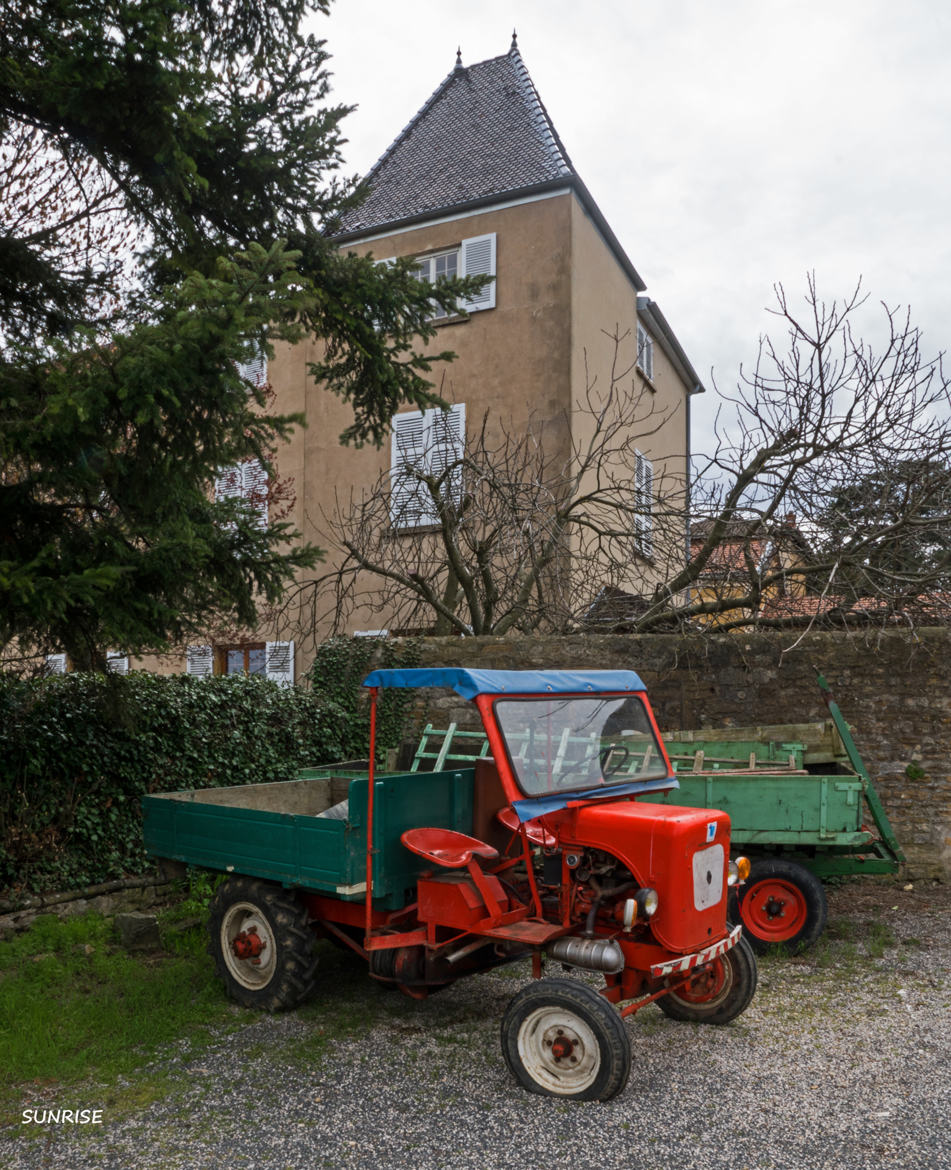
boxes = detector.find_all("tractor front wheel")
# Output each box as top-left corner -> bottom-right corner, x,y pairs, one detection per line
207,876 -> 318,1012
658,934 -> 758,1025
737,858 -> 828,953
501,978 -> 631,1101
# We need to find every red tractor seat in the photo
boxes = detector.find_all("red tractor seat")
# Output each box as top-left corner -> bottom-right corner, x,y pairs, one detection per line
496,806 -> 557,848
401,827 -> 499,869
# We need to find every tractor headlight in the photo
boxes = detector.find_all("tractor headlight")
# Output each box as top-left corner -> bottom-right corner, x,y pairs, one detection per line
728,856 -> 751,886
619,888 -> 659,930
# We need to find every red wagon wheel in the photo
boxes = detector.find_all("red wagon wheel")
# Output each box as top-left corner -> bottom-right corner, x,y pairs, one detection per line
737,858 -> 828,953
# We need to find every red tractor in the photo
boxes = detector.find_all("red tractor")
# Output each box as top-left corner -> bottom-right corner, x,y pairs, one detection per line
144,668 -> 756,1101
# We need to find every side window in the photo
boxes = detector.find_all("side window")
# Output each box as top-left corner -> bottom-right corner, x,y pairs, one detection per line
637,321 -> 654,382
389,404 -> 465,529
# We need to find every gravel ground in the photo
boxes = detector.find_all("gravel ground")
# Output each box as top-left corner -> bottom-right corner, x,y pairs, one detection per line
5,878 -> 950,1170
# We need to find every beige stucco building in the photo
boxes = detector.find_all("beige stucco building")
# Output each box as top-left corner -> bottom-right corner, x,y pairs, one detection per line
162,37 -> 706,683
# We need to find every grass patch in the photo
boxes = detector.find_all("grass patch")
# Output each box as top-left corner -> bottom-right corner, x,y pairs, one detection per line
0,911 -> 247,1127
866,920 -> 897,958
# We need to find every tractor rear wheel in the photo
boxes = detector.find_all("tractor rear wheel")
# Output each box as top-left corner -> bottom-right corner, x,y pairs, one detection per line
208,876 -> 318,1011
737,858 -> 827,953
658,934 -> 758,1024
501,978 -> 631,1101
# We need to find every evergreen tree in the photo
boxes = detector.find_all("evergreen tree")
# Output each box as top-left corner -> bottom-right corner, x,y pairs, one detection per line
0,1 -> 476,667
817,458 -> 951,596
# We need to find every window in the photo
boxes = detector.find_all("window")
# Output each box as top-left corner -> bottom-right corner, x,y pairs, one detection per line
186,640 -> 295,686
214,459 -> 268,528
637,321 -> 654,382
412,250 -> 459,319
634,450 -> 654,557
221,644 -> 267,676
383,232 -> 496,318
390,404 -> 465,529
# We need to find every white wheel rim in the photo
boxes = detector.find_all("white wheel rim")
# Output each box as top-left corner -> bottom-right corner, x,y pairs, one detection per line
220,901 -> 278,990
517,1005 -> 602,1095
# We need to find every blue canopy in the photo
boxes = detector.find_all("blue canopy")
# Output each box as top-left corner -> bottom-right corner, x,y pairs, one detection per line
361,667 -> 647,701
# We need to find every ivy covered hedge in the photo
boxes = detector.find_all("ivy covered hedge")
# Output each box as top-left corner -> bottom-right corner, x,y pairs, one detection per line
0,671 -> 349,897
0,638 -> 422,898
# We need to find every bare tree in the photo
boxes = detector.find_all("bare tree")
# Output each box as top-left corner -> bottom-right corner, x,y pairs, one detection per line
636,276 -> 951,633
279,278 -> 951,651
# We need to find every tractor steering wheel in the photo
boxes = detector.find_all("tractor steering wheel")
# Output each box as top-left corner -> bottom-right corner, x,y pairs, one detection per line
599,744 -> 630,776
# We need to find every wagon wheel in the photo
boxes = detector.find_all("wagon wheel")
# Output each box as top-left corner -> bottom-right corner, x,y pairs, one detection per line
501,979 -> 631,1101
658,934 -> 758,1024
737,858 -> 828,953
207,875 -> 318,1011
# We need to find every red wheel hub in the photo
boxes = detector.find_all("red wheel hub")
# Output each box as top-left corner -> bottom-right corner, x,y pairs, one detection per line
231,929 -> 266,962
743,878 -> 807,942
549,1031 -> 577,1062
674,958 -> 728,1004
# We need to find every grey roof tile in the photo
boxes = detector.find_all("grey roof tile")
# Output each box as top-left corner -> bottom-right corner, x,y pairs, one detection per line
335,40 -> 576,237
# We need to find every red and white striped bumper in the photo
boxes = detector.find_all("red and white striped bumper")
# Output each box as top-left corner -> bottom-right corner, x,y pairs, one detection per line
650,923 -> 743,979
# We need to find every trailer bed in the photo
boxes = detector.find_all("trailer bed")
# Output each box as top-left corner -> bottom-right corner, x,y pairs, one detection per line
142,768 -> 476,909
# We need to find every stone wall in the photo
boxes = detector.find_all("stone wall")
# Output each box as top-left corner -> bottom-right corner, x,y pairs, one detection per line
0,874 -> 175,938
401,628 -> 951,878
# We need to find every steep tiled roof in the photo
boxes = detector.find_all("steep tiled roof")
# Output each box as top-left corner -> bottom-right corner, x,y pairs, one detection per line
334,38 -> 581,238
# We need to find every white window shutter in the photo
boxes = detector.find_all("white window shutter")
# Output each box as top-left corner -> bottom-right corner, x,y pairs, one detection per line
266,641 -> 294,687
45,653 -> 67,675
428,404 -> 466,510
635,451 -> 654,557
214,465 -> 242,503
390,410 -> 432,528
216,460 -> 267,527
186,645 -> 214,677
242,458 -> 269,528
235,343 -> 267,390
106,653 -> 129,675
460,233 -> 496,311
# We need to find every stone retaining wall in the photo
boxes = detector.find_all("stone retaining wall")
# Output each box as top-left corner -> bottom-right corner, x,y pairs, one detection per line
403,628 -> 951,878
0,874 -> 175,937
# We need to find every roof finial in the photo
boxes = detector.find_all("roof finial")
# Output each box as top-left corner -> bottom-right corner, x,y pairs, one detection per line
510,29 -> 518,53
455,46 -> 463,69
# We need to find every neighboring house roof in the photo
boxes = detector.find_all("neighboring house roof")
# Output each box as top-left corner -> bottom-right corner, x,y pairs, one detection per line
333,35 -> 646,294
690,514 -> 812,581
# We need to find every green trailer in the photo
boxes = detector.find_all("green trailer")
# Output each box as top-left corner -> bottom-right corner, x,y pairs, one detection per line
652,675 -> 904,950
142,767 -> 476,912
400,676 -> 904,952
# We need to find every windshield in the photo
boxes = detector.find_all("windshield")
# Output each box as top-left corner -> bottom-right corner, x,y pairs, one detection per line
494,694 -> 670,798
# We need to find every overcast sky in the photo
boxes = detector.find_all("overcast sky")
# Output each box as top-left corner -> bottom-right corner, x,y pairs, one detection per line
315,0 -> 951,447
